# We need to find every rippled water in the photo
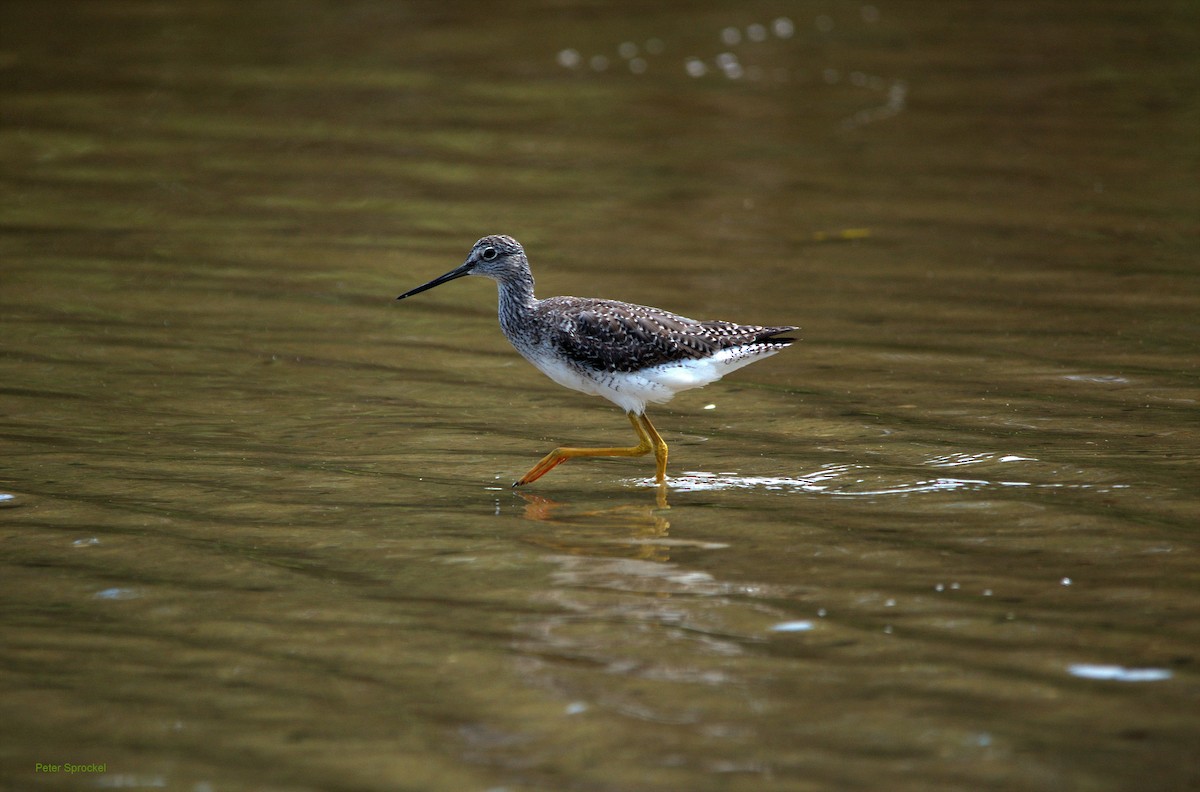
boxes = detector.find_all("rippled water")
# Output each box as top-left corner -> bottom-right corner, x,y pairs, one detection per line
2,2 -> 1198,791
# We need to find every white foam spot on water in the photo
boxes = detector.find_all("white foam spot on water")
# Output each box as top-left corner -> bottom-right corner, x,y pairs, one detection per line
94,587 -> 138,600
1064,374 -> 1130,385
633,460 -> 1128,498
1068,664 -> 1172,682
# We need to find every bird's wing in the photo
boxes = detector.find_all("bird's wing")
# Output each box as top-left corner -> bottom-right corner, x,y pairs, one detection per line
539,297 -> 795,373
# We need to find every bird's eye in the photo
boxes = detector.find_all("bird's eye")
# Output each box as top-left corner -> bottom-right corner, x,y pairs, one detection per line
481,246 -> 498,261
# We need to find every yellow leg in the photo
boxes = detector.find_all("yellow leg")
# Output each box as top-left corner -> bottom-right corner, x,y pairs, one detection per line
638,412 -> 669,484
513,411 -> 670,486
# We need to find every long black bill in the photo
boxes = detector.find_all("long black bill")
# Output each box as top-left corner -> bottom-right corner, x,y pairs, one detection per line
396,261 -> 474,300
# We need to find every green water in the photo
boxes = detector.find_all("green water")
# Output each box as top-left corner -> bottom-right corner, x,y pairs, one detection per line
2,2 -> 1198,790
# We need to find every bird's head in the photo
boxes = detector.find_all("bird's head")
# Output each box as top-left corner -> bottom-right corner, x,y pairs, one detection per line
396,235 -> 527,300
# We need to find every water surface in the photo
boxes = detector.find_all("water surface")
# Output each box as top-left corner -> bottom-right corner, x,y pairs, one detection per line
2,2 -> 1198,790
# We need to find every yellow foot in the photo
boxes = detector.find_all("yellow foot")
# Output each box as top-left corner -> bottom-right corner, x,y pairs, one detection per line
512,411 -> 669,486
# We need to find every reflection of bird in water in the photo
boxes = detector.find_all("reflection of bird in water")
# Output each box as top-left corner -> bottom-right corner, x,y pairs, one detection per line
514,492 -> 673,562
397,235 -> 796,487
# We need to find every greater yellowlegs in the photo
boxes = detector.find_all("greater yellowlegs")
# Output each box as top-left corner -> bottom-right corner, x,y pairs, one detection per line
396,235 -> 797,486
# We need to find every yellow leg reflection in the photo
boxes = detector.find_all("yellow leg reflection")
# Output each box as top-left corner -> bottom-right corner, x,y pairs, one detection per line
515,490 -> 672,560
513,411 -> 670,487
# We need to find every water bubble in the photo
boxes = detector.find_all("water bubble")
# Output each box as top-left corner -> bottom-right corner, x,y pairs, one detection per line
715,52 -> 743,79
557,16 -> 906,129
556,48 -> 581,69
1061,577 -> 1072,586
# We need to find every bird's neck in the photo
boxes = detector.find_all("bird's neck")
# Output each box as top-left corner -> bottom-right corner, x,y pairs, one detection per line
496,269 -> 536,336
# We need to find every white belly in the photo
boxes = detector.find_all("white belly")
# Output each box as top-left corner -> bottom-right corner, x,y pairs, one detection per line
521,344 -> 786,415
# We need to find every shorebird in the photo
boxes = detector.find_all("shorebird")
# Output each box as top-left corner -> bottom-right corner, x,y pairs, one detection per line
396,235 -> 796,486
